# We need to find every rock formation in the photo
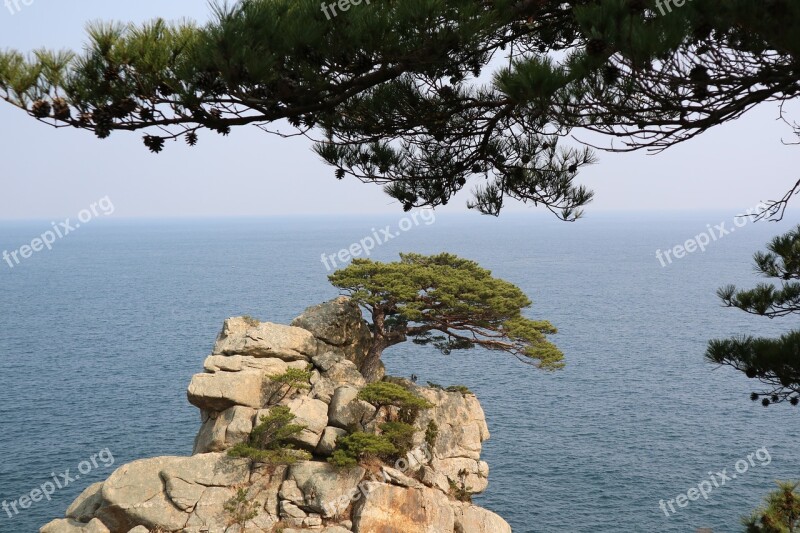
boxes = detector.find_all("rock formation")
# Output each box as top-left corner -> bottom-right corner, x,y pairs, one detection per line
41,297 -> 511,533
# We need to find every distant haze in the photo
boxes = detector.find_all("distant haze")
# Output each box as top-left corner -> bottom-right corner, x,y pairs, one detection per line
0,1 -> 797,220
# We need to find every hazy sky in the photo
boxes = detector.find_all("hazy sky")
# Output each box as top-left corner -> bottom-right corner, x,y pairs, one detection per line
0,1 -> 797,219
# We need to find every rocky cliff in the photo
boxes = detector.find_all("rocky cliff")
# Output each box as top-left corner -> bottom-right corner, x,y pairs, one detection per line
41,297 -> 512,533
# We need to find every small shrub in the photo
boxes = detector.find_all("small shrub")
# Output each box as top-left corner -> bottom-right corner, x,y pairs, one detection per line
327,432 -> 397,467
228,443 -> 310,465
445,385 -> 473,395
268,366 -> 312,402
241,315 -> 261,327
425,421 -> 438,450
358,382 -> 433,423
449,479 -> 473,503
251,406 -> 306,448
227,406 -> 309,465
379,421 -> 416,457
224,487 -> 259,529
426,381 -> 443,390
328,449 -> 359,468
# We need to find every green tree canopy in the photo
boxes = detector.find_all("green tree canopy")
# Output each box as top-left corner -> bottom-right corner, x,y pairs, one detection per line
328,252 -> 562,382
707,225 -> 800,406
743,481 -> 800,532
3,1 -> 798,215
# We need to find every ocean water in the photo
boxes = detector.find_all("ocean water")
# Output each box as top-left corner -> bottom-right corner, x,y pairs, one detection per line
1,212 -> 799,533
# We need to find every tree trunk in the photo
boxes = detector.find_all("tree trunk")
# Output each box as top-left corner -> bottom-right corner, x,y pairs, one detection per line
360,309 -> 388,383
360,343 -> 386,383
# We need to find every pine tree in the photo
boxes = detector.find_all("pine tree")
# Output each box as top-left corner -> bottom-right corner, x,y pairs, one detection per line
328,252 -> 562,382
707,226 -> 800,406
743,481 -> 800,532
2,1 -> 799,214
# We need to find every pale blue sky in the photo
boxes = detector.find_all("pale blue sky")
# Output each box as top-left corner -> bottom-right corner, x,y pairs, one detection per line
0,1 -> 797,219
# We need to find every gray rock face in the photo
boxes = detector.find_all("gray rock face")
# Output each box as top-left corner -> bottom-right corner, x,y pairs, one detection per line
187,370 -> 265,411
327,386 -> 376,430
453,501 -> 513,533
66,482 -> 104,523
43,301 -> 511,533
292,297 -> 373,369
315,426 -> 348,456
193,405 -> 256,454
288,461 -> 366,517
258,396 -> 329,450
213,317 -> 321,361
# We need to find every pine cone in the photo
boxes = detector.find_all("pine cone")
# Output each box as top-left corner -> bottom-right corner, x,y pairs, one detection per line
602,65 -> 620,84
158,83 -> 174,97
95,125 -> 112,139
586,38 -> 607,56
186,132 -> 198,146
52,98 -> 71,121
31,100 -> 51,119
143,135 -> 165,153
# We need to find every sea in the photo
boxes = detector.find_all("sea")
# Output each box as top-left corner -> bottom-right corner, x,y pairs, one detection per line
1,211 -> 798,533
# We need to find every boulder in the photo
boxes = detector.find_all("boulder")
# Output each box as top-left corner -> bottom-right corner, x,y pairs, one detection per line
213,318 -> 320,361
162,453 -> 251,512
292,297 -> 373,368
292,297 -> 368,347
313,352 -> 367,388
352,484 -> 455,533
452,502 -> 512,533
288,461 -> 366,517
203,354 -> 298,374
246,463 -> 289,526
66,481 -> 104,522
40,518 -> 110,533
380,465 -> 424,489
315,426 -> 348,457
187,370 -> 265,411
310,373 -> 336,403
256,396 -> 328,450
97,456 -> 188,531
279,479 -> 305,506
95,454 -> 251,532
415,387 -> 489,461
193,405 -> 256,454
328,386 -> 376,431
